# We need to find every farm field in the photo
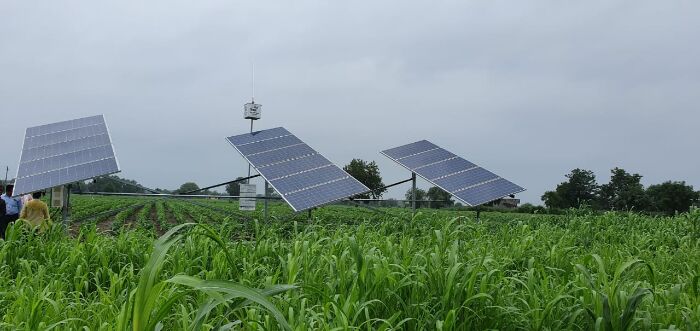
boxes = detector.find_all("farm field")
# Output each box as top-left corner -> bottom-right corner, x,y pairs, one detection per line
1,195 -> 699,330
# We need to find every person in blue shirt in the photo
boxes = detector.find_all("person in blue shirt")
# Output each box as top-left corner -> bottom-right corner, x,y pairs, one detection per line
1,184 -> 21,239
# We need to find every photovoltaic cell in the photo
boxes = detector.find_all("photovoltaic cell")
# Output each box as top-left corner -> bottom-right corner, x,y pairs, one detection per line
398,148 -> 456,169
414,157 -> 476,180
382,140 -> 437,160
227,127 -> 290,145
261,154 -> 332,180
235,135 -> 303,156
246,144 -> 316,167
433,168 -> 498,192
381,140 -> 524,206
227,127 -> 369,211
13,115 -> 120,196
454,178 -> 524,207
270,165 -> 347,193
284,177 -> 369,212
21,131 -> 111,163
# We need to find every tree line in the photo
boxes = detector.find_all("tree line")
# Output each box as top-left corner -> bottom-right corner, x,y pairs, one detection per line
343,159 -> 455,209
542,168 -> 699,215
59,160 -> 699,216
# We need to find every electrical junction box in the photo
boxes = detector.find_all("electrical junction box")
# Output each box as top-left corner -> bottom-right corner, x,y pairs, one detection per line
51,186 -> 64,208
244,102 -> 262,120
239,183 -> 257,211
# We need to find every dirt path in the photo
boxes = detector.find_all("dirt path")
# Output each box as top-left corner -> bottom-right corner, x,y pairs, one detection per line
120,205 -> 143,231
68,221 -> 81,237
149,203 -> 163,236
185,209 -> 213,224
163,202 -> 180,226
95,215 -> 116,233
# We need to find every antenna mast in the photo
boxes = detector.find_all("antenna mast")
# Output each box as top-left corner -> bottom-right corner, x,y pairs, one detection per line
243,64 -> 262,181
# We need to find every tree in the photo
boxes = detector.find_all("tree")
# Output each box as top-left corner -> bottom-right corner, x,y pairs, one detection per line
405,188 -> 427,208
541,191 -> 564,209
597,168 -> 648,211
74,175 -> 147,193
426,186 -> 454,208
178,182 -> 200,194
541,169 -> 598,209
225,177 -> 245,196
646,181 -> 699,215
343,159 -> 385,199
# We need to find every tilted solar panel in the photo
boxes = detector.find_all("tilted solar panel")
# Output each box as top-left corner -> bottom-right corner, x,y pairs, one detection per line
381,140 -> 524,206
227,127 -> 369,212
13,115 -> 120,196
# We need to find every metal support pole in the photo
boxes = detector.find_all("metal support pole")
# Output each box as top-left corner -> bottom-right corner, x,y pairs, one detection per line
62,184 -> 72,224
476,207 -> 481,222
264,180 -> 269,222
411,172 -> 417,216
247,119 -> 253,183
180,174 -> 260,195
308,209 -> 312,221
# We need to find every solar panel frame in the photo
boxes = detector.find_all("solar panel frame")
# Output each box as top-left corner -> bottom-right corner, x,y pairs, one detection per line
227,127 -> 290,145
382,140 -> 437,160
13,115 -> 120,196
227,127 -> 370,212
381,140 -> 525,207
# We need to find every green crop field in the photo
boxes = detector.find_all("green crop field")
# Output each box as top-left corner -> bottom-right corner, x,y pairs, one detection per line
1,195 -> 699,330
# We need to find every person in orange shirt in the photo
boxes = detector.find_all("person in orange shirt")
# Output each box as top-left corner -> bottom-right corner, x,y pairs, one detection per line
19,191 -> 51,233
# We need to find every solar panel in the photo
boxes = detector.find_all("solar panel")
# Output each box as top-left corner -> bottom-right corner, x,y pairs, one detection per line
381,140 -> 524,206
227,127 -> 369,212
13,115 -> 120,196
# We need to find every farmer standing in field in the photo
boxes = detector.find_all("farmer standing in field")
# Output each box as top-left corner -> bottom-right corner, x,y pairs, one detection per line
19,191 -> 51,233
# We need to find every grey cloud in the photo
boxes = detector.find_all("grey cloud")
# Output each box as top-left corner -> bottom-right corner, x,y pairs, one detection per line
1,1 -> 698,204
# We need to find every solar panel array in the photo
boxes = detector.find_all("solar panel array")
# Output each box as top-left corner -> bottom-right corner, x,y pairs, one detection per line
227,127 -> 370,211
13,115 -> 120,196
382,140 -> 524,206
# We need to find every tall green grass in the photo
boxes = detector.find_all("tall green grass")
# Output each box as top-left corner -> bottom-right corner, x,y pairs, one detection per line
1,199 -> 699,330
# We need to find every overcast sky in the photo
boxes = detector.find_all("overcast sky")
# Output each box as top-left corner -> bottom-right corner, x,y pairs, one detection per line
1,1 -> 698,204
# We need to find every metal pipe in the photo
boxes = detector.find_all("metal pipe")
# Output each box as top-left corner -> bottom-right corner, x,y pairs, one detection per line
411,172 -> 417,215
347,198 -> 451,202
370,177 -> 414,193
181,174 -> 260,195
62,184 -> 71,223
100,176 -> 161,194
72,191 -> 283,200
99,174 -> 260,196
264,180 -> 269,221
247,119 -> 253,183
